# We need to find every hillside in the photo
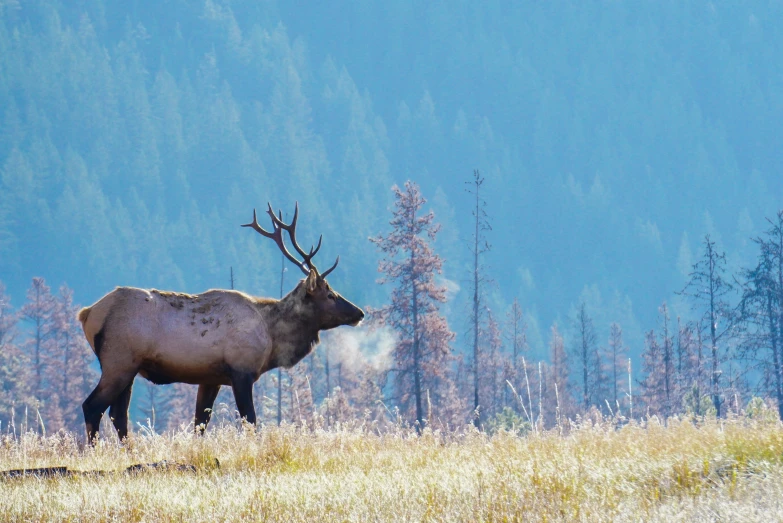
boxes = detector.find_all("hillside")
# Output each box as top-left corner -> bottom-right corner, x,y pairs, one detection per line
2,0 -> 783,358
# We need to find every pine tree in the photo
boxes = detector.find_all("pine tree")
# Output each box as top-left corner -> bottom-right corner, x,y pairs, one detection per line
137,380 -> 169,433
165,383 -> 197,432
478,308 -> 503,419
658,303 -> 675,417
639,330 -> 665,417
736,210 -> 783,419
676,318 -> 694,391
48,284 -> 99,432
573,302 -> 598,411
20,278 -> 55,404
589,340 -> 609,411
505,298 -> 528,399
678,235 -> 734,417
0,282 -> 31,428
370,181 -> 455,427
544,324 -> 573,426
605,323 -> 629,411
288,361 -> 314,426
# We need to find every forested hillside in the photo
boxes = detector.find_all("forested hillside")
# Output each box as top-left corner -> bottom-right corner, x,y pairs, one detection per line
2,1 -> 783,430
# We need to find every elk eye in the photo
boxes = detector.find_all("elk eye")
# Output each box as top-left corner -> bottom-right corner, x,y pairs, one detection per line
328,293 -> 336,300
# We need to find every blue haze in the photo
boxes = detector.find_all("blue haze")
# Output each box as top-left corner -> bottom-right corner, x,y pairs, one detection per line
1,0 -> 782,363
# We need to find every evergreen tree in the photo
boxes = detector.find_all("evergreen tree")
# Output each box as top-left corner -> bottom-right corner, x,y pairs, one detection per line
20,277 -> 55,403
675,318 -> 695,389
47,285 -> 97,432
0,282 -> 31,428
137,380 -> 169,433
658,303 -> 675,417
639,330 -> 665,417
370,181 -> 455,427
544,324 -> 573,426
165,383 -> 197,432
573,302 -> 598,411
287,361 -> 314,426
478,307 -> 503,419
589,339 -> 609,411
605,322 -> 628,411
736,210 -> 783,418
504,298 -> 528,398
678,235 -> 735,417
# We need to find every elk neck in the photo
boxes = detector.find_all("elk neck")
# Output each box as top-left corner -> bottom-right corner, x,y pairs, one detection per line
256,291 -> 320,369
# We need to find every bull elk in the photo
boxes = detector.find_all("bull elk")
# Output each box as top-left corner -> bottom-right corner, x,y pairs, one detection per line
77,203 -> 364,442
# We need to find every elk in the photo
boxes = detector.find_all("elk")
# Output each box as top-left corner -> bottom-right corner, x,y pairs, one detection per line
77,203 -> 364,442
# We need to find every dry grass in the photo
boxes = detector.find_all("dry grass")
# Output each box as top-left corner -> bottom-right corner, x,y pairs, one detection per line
1,416 -> 783,522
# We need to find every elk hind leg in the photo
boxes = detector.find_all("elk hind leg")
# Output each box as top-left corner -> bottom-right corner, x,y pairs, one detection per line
194,384 -> 221,434
82,372 -> 136,444
231,372 -> 257,425
109,380 -> 134,441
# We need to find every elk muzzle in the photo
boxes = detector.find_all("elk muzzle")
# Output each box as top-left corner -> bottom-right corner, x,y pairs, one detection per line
336,296 -> 364,328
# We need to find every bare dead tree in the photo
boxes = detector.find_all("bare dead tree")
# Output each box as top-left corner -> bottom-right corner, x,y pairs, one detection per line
465,169 -> 491,426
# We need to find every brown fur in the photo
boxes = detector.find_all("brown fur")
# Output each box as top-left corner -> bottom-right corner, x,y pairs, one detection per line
78,274 -> 363,442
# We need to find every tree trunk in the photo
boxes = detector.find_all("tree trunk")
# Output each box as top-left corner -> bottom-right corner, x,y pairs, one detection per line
777,224 -> 783,419
707,241 -> 721,417
472,185 -> 480,426
277,251 -> 285,426
768,290 -> 783,420
612,344 -> 618,408
34,287 -> 42,400
62,328 -> 70,417
412,264 -> 423,427
696,328 -> 703,415
580,310 -> 588,410
325,345 -> 331,396
410,206 -> 424,428
662,309 -> 671,418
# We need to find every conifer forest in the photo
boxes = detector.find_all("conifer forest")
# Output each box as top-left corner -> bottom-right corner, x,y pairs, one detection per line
2,2 -> 783,520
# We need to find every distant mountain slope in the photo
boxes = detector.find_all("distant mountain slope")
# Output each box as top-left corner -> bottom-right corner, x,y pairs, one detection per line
1,0 -> 781,356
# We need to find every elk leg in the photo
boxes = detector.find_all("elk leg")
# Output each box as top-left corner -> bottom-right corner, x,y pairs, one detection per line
82,372 -> 136,444
231,373 -> 257,425
109,381 -> 134,440
194,384 -> 221,434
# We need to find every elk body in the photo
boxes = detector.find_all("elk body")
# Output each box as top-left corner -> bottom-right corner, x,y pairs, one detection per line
78,204 -> 364,442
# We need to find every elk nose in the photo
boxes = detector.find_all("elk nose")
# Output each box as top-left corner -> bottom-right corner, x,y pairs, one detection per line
358,310 -> 365,320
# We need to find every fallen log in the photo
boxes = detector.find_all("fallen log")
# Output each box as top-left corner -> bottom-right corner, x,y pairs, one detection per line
0,461 -> 198,479
1,467 -> 70,479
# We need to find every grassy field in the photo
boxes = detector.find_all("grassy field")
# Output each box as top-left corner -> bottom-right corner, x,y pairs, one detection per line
1,416 -> 783,522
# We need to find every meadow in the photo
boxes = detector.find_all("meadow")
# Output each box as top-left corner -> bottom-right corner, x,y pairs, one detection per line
1,414 -> 782,522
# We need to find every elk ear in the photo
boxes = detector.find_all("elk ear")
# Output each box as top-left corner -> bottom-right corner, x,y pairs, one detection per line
305,269 -> 318,294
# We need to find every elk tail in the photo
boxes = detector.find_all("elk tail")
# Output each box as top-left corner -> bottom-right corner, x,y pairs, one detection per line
77,307 -> 91,325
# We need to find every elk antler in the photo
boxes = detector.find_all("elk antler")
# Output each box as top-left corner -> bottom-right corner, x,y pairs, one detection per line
320,256 -> 339,278
242,202 -> 340,278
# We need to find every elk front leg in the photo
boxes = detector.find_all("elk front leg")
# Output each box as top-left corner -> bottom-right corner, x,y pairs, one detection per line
194,384 -> 221,434
231,372 -> 257,425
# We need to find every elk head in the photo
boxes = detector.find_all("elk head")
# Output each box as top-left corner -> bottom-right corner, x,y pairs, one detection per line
242,203 -> 365,330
